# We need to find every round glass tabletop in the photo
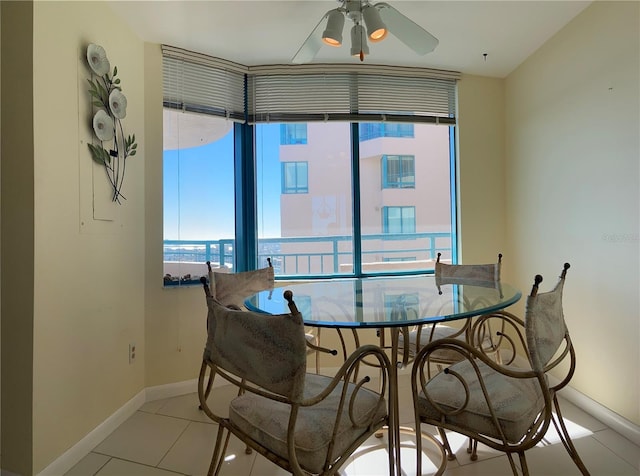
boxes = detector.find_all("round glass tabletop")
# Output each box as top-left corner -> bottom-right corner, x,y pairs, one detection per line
245,275 -> 521,328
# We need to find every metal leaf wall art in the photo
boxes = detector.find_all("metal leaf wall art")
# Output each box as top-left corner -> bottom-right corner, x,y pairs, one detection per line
86,43 -> 137,204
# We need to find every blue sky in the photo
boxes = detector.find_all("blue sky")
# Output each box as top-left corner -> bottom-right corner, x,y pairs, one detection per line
164,123 -> 282,240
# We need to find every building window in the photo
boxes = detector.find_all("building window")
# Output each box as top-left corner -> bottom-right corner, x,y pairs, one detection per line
280,124 -> 307,145
382,206 -> 416,234
282,161 -> 309,194
382,155 -> 415,189
359,123 -> 414,141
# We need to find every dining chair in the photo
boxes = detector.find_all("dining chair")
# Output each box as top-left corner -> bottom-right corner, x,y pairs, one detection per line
197,280 -> 396,476
410,263 -> 590,475
397,252 -> 506,369
206,259 -> 337,373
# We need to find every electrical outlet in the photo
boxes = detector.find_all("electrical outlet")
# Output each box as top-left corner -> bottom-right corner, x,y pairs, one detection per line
129,343 -> 136,364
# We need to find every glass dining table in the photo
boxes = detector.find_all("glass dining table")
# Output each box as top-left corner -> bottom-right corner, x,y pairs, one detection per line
245,274 -> 521,475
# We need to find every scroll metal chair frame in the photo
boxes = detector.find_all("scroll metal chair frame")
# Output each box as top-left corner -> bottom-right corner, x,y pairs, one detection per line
411,263 -> 590,476
205,258 -> 338,373
397,253 -> 509,371
197,280 -> 397,476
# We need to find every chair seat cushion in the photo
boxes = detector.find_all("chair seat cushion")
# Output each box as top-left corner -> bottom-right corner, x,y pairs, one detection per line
417,360 -> 544,443
229,373 -> 387,474
398,324 -> 464,362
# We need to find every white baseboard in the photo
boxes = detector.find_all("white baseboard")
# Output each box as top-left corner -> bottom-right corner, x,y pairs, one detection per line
38,365 -> 640,475
559,383 -> 640,447
145,378 -> 198,401
36,376 -> 226,476
510,355 -> 640,447
37,389 -> 145,476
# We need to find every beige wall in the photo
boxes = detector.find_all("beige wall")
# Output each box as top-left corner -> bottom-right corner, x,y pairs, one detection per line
33,2 -> 146,472
3,1 -> 147,473
456,74 -> 507,266
505,1 -> 639,424
144,42 -> 209,388
450,0 -> 639,427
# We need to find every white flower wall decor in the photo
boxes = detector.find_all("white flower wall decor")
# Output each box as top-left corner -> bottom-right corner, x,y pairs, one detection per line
86,43 -> 137,203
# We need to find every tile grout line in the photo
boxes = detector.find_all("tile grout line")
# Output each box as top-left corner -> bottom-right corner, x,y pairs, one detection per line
155,420 -> 197,473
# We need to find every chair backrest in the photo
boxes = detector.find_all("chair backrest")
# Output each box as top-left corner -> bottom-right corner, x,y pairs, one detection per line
435,252 -> 502,281
435,253 -> 502,295
525,263 -> 570,372
208,258 -> 274,309
202,282 -> 307,401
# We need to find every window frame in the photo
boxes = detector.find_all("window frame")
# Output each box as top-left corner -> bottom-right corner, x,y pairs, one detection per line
281,161 -> 309,194
164,118 -> 456,282
382,154 -> 416,189
382,206 -> 417,235
280,124 -> 308,145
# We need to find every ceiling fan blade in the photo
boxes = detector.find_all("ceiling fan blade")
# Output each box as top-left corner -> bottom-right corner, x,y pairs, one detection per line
291,9 -> 335,64
376,2 -> 439,56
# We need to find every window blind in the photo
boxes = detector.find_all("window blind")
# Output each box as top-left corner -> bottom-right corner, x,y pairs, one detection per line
162,45 -> 459,125
162,45 -> 247,122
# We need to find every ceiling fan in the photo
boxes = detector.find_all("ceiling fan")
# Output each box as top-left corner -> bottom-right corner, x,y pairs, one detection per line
291,0 -> 439,63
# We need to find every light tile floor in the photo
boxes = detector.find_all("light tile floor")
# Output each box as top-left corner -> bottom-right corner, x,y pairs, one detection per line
67,374 -> 639,476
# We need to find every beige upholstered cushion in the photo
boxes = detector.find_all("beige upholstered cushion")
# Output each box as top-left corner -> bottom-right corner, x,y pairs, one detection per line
417,360 -> 544,443
204,296 -> 307,400
212,266 -> 274,310
229,373 -> 387,474
435,259 -> 502,296
436,261 -> 500,282
525,279 -> 567,372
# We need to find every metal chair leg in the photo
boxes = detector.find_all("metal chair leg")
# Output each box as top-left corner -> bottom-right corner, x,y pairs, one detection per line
437,427 -> 456,461
466,437 -> 478,460
552,397 -> 591,475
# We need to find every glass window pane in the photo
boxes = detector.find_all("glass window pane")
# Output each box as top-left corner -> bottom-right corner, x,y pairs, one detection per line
360,122 -> 415,141
257,122 -> 353,276
383,155 -> 415,189
282,162 -> 308,194
280,123 -> 308,145
164,116 -> 453,281
360,123 -> 452,273
163,110 -> 236,284
296,163 -> 308,190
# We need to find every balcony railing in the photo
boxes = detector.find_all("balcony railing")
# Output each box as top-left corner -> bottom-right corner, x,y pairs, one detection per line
163,232 -> 451,285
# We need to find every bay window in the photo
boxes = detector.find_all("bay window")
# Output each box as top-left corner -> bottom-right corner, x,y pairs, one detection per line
162,46 -> 458,281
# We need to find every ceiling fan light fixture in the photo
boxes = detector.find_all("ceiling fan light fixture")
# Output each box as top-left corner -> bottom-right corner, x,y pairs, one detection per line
292,0 -> 438,64
350,23 -> 369,59
362,5 -> 387,42
322,10 -> 345,47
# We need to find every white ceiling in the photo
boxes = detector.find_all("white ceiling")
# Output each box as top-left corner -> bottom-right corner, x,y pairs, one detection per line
109,0 -> 592,78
